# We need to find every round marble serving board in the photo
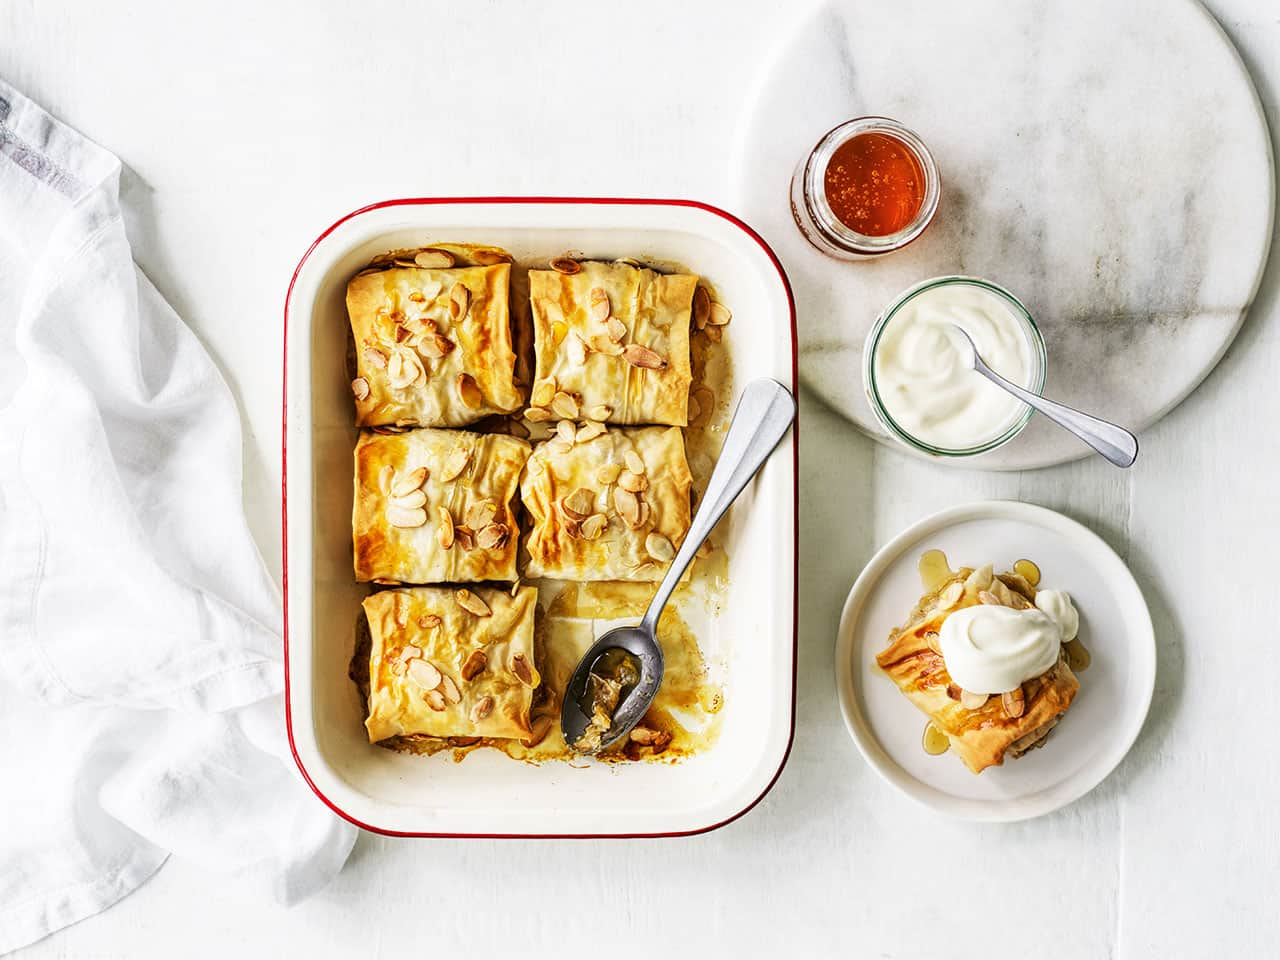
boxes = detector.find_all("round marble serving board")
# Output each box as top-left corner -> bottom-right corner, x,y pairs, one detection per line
733,0 -> 1274,470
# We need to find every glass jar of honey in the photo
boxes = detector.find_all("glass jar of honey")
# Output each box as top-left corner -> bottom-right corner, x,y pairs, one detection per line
790,116 -> 939,260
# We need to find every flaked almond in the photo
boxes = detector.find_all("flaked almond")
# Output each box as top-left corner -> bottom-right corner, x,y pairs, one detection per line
586,404 -> 612,421
629,726 -> 670,747
387,505 -> 428,528
618,471 -> 647,493
624,451 -> 645,475
645,532 -> 675,562
464,500 -> 497,530
555,419 -> 577,444
461,649 -> 488,681
588,335 -> 624,356
441,675 -> 462,704
364,345 -> 389,369
596,462 -> 623,485
415,248 -> 455,269
938,581 -> 965,609
417,333 -> 455,359
407,658 -> 443,690
424,689 -> 447,712
703,323 -> 723,343
351,377 -> 370,401
978,590 -> 1001,605
562,487 -> 595,520
580,513 -> 607,540
397,644 -> 423,662
440,446 -> 471,482
436,506 -> 455,548
606,316 -> 627,342
1002,686 -> 1026,718
613,487 -> 641,528
566,331 -> 589,365
453,524 -> 476,550
531,378 -> 557,408
476,522 -> 510,549
472,249 -> 509,265
589,287 -> 611,322
522,715 -> 552,748
377,464 -> 394,494
418,280 -> 444,301
707,301 -> 731,326
960,689 -> 989,710
576,421 -> 606,443
394,323 -> 412,343
387,351 -> 424,389
551,391 -> 580,419
550,256 -> 581,275
470,695 -> 494,722
692,285 -> 711,330
524,407 -> 553,422
390,489 -> 426,510
390,659 -> 406,676
623,344 -> 667,370
456,589 -> 491,617
417,614 -> 442,630
456,372 -> 483,409
510,654 -> 537,687
449,282 -> 471,320
546,438 -> 574,457
408,291 -> 426,303
637,500 -> 651,528
391,466 -> 428,497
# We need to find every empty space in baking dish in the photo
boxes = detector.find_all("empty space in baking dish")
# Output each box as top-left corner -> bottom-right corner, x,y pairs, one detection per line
285,200 -> 796,835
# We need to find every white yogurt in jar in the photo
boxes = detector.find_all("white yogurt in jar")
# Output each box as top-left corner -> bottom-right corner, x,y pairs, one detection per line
870,280 -> 1037,451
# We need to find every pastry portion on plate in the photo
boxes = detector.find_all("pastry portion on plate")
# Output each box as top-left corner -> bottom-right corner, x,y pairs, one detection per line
527,260 -> 695,426
353,427 -> 530,583
363,585 -> 539,743
876,555 -> 1081,774
348,261 -> 523,427
520,424 -> 692,581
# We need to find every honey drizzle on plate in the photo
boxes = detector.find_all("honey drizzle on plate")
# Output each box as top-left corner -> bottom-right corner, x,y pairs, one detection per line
917,549 -> 954,592
922,721 -> 950,756
1064,638 -> 1092,672
1013,558 -> 1041,587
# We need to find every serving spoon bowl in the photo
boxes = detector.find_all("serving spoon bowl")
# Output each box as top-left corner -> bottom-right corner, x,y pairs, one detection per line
561,378 -> 797,754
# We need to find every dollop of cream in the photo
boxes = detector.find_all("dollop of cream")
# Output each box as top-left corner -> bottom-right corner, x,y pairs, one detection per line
938,601 -> 1071,695
1034,589 -> 1079,642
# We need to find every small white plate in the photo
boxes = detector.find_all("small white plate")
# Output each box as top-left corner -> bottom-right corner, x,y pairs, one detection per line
835,500 -> 1155,822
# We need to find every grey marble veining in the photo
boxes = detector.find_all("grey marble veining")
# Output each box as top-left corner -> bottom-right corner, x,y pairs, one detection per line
735,0 -> 1274,469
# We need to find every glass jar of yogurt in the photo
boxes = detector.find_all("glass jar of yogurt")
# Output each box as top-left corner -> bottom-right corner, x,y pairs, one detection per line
863,277 -> 1047,457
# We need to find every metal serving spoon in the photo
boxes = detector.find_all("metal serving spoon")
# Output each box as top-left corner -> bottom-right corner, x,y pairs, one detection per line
561,378 -> 796,754
948,325 -> 1139,468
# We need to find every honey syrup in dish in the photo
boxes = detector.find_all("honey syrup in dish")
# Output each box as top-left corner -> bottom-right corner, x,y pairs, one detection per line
1064,638 -> 1092,672
1013,558 -> 1041,587
922,721 -> 950,756
918,548 -> 955,592
823,132 -> 926,237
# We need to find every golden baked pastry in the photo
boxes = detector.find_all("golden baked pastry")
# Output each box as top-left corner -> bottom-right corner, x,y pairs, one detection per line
876,563 -> 1080,774
521,425 -> 691,581
363,586 -> 539,742
353,428 -> 530,583
527,260 -> 694,426
348,263 -> 522,427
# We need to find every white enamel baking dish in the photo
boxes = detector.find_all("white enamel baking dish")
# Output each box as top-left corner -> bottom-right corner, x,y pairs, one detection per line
283,198 -> 797,837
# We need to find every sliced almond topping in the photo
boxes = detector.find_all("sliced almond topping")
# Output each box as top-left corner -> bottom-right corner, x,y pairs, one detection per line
624,451 -> 645,475
588,335 -> 624,357
606,316 -> 627,342
703,323 -> 723,343
417,333 -> 455,359
390,659 -> 406,676
555,419 -> 577,444
707,301 -> 732,326
377,464 -> 394,494
566,331 -> 589,366
531,378 -> 557,408
938,581 -> 965,610
456,589 -> 491,617
449,282 -> 471,320
596,462 -> 623,484
386,505 -> 428,528
461,649 -> 488,681
419,280 -> 444,301
613,487 -> 641,528
351,377 -> 370,401
576,421 -> 606,443
407,658 -> 442,690
549,256 -> 581,275
471,695 -> 495,722
618,471 -> 648,493
408,291 -> 426,303
645,532 -> 675,562
394,324 -> 412,343
546,438 -> 574,457
580,513 -> 607,540
436,506 -> 455,549
364,346 -> 388,369
629,726 -> 669,747
1002,686 -> 1026,719
550,391 -> 580,419
390,489 -> 426,510
562,487 -> 595,520
476,522 -> 510,550
418,614 -> 442,630
622,344 -> 667,370
637,500 -> 651,529
453,524 -> 475,550
960,689 -> 990,710
472,249 -> 509,265
441,675 -> 462,704
692,285 -> 711,330
510,654 -> 538,688
589,287 -> 611,323
456,372 -> 483,409
391,466 -> 428,497
440,446 -> 471,482
415,248 -> 455,269
524,406 -> 554,422
586,404 -> 612,421
464,500 -> 497,530
397,644 -> 423,662
424,689 -> 447,712
978,590 -> 1001,606
522,715 -> 553,748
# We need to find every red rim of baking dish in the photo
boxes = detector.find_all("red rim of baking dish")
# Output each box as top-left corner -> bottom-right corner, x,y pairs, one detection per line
282,196 -> 800,838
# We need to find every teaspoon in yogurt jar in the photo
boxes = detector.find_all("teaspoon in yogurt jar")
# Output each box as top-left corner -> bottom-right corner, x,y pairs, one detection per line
863,276 -> 1047,458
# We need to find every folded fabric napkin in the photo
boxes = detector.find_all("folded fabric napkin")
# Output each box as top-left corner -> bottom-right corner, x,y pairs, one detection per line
0,79 -> 355,953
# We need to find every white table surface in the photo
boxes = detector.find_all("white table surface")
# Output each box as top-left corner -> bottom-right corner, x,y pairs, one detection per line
2,1 -> 1277,957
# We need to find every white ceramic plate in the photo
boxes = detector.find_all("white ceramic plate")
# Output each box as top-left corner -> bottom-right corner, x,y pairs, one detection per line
284,197 -> 797,837
835,500 -> 1155,821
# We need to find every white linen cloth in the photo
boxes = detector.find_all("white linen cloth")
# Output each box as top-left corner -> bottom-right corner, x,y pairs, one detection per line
0,79 -> 355,954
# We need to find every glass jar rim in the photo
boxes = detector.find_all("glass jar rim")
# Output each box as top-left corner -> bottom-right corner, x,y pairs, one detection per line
803,116 -> 941,255
863,276 -> 1048,457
